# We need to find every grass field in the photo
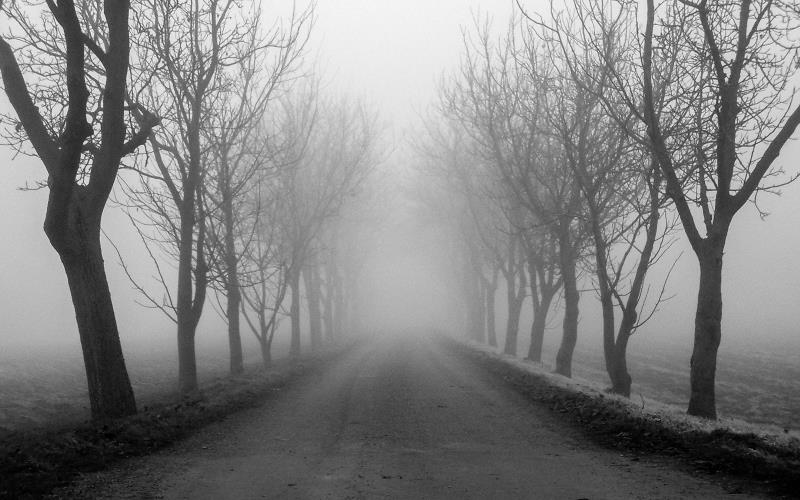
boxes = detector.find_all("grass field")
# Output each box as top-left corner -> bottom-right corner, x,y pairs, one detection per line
537,335 -> 800,431
0,336 -> 292,434
1,331 -> 798,434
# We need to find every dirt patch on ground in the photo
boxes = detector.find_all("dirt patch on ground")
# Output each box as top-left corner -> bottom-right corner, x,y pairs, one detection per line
0,348 -> 346,500
443,337 -> 800,498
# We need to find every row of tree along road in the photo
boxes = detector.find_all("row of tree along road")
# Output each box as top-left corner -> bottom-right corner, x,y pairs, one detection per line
0,0 -> 382,421
415,0 -> 800,420
2,0 -> 799,426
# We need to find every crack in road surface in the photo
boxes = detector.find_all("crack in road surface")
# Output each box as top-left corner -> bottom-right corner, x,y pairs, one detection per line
58,333 -> 758,499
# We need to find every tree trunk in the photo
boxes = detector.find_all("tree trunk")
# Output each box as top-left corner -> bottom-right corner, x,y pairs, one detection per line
555,228 -> 579,377
348,268 -> 362,336
591,219 -> 620,394
322,261 -> 335,342
609,335 -> 632,396
333,257 -> 346,338
259,336 -> 272,369
222,189 -> 243,375
289,265 -> 302,357
176,320 -> 197,394
687,241 -> 725,418
322,286 -> 335,342
304,262 -> 323,350
226,280 -> 243,374
527,289 -> 555,363
476,277 -> 487,344
485,274 -> 497,348
503,276 -> 524,356
60,237 -> 137,420
176,207 -> 199,394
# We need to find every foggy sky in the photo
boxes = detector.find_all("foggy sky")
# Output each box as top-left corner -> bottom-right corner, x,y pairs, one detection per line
0,0 -> 799,361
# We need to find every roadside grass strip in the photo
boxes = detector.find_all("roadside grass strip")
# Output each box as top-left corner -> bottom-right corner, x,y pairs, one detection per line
444,336 -> 800,498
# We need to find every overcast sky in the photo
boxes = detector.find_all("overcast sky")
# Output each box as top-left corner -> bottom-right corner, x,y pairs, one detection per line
0,0 -> 798,359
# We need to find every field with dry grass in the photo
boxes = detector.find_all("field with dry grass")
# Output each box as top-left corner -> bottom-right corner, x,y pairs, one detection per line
0,337 -> 292,435
535,336 -> 800,432
1,332 -> 797,436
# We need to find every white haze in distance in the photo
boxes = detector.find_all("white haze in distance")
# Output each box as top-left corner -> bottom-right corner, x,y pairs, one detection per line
0,0 -> 798,361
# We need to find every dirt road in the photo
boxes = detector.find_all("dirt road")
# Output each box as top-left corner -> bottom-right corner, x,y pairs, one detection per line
60,333 -> 756,499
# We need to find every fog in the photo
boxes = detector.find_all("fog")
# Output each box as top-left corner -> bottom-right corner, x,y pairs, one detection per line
1,0 -> 799,406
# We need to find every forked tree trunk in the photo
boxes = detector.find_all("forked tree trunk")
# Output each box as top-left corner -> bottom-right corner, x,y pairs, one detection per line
503,271 -> 525,356
289,265 -> 302,357
527,289 -> 555,363
1,0 -> 145,421
59,229 -> 137,419
688,241 -> 725,418
555,228 -> 579,377
503,242 -> 526,356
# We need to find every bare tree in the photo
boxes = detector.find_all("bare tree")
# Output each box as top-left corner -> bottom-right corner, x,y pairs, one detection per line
123,0 -> 263,394
203,4 -> 312,374
414,117 -> 511,347
442,17 -> 588,375
522,227 -> 561,363
274,87 -> 380,356
561,0 -> 800,416
640,0 -> 800,417
522,7 -> 676,396
0,0 -> 158,419
239,177 -> 291,367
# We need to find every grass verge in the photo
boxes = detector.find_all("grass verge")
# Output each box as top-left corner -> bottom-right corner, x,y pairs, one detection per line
0,347 -> 346,500
442,336 -> 800,499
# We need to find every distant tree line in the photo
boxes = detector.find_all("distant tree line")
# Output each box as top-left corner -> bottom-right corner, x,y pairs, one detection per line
417,0 -> 800,419
0,0 -> 382,420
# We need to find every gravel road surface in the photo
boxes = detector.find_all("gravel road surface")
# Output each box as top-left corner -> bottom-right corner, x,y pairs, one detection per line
58,333 -> 757,499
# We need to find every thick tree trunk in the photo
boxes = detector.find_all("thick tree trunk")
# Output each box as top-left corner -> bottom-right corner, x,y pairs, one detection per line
555,229 -> 579,377
176,320 -> 197,394
1,0 -> 145,421
289,265 -> 302,357
609,335 -> 632,396
304,263 -> 323,350
687,241 -> 725,418
60,237 -> 137,420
